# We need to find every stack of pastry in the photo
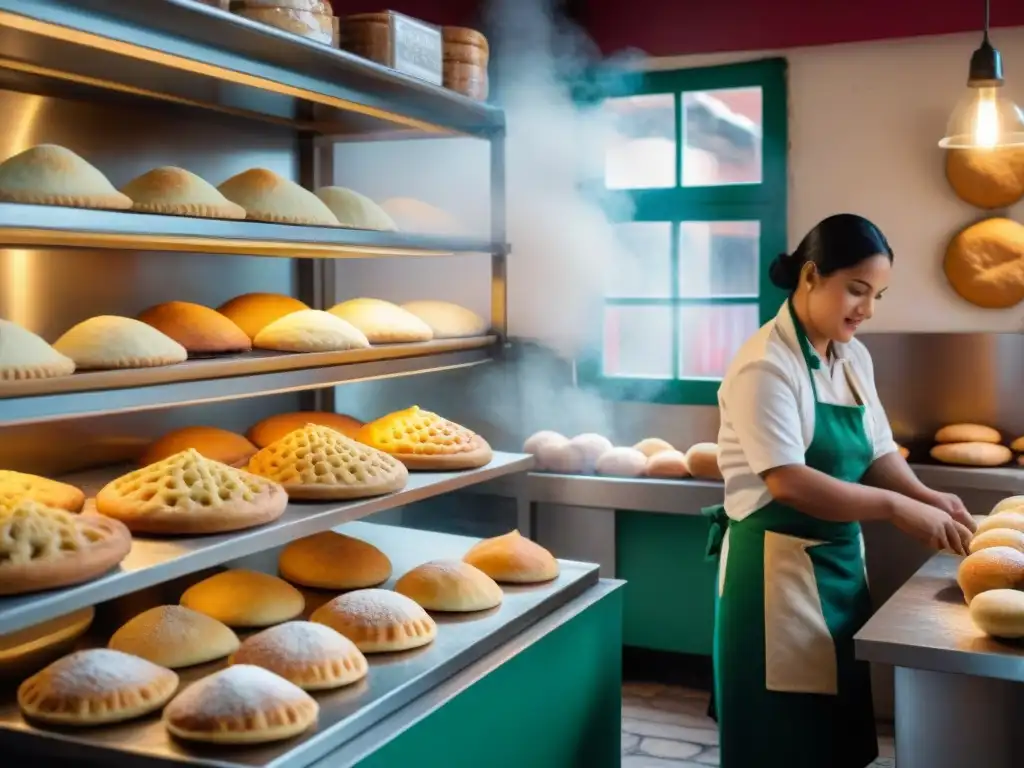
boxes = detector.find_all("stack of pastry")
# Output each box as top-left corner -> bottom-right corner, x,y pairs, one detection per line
931,424 -> 1012,467
443,27 -> 489,101
357,406 -> 492,470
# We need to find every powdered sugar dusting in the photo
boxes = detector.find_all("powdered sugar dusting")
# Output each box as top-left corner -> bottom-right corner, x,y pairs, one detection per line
237,622 -> 353,664
43,649 -> 169,695
324,589 -> 425,626
166,665 -> 310,719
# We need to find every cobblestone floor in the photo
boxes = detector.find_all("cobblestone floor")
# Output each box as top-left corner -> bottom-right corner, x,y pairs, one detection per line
621,683 -> 896,767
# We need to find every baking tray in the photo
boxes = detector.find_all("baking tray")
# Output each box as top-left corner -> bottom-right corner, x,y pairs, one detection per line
0,521 -> 599,767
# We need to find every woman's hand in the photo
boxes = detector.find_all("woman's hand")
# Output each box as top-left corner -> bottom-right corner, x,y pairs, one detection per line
890,495 -> 974,555
923,491 -> 978,533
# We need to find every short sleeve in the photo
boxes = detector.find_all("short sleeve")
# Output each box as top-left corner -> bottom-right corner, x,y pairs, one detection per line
724,359 -> 806,475
854,346 -> 899,461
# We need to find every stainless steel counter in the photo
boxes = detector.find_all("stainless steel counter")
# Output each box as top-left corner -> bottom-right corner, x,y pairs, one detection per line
0,452 -> 533,635
0,521 -> 601,767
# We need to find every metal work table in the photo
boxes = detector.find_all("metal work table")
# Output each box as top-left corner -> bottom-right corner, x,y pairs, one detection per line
856,554 -> 1024,767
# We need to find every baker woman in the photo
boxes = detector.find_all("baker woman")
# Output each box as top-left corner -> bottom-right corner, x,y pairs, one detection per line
705,213 -> 976,768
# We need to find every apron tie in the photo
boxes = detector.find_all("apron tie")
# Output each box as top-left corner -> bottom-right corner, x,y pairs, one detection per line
703,504 -> 729,561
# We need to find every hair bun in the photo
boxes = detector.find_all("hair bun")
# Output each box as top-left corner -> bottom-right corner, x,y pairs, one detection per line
768,252 -> 804,290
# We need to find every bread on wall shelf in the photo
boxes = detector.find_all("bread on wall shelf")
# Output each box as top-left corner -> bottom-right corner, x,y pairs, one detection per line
944,217 -> 1024,309
945,147 -> 1024,209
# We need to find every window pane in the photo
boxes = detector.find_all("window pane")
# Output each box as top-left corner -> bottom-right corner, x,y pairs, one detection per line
607,222 -> 673,298
682,87 -> 762,186
603,305 -> 673,379
678,303 -> 759,379
678,220 -> 760,298
604,94 -> 677,190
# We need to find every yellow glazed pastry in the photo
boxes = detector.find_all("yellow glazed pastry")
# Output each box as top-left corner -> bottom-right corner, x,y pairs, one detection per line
357,405 -> 493,470
0,470 -> 85,512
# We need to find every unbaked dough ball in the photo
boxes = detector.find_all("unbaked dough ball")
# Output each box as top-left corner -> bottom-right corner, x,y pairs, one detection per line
535,440 -> 585,474
523,431 -> 566,456
645,450 -> 690,479
567,433 -> 612,474
633,438 -> 674,458
594,447 -> 647,478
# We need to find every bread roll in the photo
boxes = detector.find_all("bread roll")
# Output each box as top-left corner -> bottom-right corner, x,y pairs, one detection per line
522,430 -> 565,456
140,426 -> 257,468
1011,436 -> 1024,452
969,589 -> 1024,638
645,450 -> 690,479
977,511 -> 1024,536
394,560 -> 502,612
217,293 -> 309,340
930,442 -> 1012,467
463,530 -> 559,584
594,447 -> 647,478
567,433 -> 612,474
944,218 -> 1024,309
946,147 -> 1024,209
991,496 -> 1024,517
534,439 -> 583,473
957,546 -> 1024,604
935,424 -> 1002,444
970,527 -> 1024,555
686,442 -> 722,480
633,438 -> 674,458
137,301 -> 251,356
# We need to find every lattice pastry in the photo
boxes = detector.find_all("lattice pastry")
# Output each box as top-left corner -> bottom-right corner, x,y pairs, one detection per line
356,405 -> 493,470
95,449 -> 288,535
310,588 -> 437,653
0,470 -> 85,512
247,424 -> 408,500
0,499 -> 131,596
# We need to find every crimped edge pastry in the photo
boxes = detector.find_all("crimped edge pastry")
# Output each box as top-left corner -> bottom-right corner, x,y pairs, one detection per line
217,168 -> 339,226
0,144 -> 132,210
310,588 -> 437,653
0,319 -> 75,381
0,469 -> 85,512
164,664 -> 318,744
108,605 -> 240,669
53,315 -> 187,370
18,648 -> 179,726
230,621 -> 368,690
253,309 -> 370,353
122,166 -> 246,219
278,530 -> 392,590
328,298 -> 434,344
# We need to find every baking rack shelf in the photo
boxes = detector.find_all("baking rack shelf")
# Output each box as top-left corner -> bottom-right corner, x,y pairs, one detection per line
0,204 -> 505,259
0,452 -> 534,636
0,0 -> 505,138
0,338 -> 497,427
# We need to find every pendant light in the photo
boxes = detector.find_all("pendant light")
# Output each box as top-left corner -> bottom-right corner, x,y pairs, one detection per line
939,0 -> 1024,149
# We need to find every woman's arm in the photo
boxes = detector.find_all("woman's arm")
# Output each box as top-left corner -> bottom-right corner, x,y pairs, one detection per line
863,452 -> 977,531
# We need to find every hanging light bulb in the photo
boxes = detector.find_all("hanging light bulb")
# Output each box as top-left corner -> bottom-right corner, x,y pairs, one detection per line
939,0 -> 1024,149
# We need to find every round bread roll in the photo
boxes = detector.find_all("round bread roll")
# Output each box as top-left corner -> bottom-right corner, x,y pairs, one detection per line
310,589 -> 437,653
109,605 -> 239,669
686,442 -> 722,480
181,570 -> 304,628
395,560 -> 503,612
945,147 -> 1024,209
522,430 -> 565,456
567,433 -> 612,474
969,589 -> 1024,639
137,301 -> 251,356
970,527 -> 1024,555
930,442 -> 1012,467
633,438 -> 674,458
278,531 -> 391,590
231,621 -> 368,690
139,426 -> 257,468
944,217 -> 1024,309
957,546 -> 1024,604
1012,436 -> 1024,452
935,424 -> 1002,444
977,511 -> 1024,536
594,447 -> 647,478
991,496 -> 1024,516
534,439 -> 584,474
0,607 -> 94,680
216,293 -> 309,341
463,529 -> 559,584
645,450 -> 690,479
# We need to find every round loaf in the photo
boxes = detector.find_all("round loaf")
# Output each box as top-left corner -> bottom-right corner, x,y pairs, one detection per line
231,621 -> 368,691
109,605 -> 239,669
970,528 -> 1024,555
278,531 -> 392,590
463,529 -> 559,584
567,433 -> 612,474
935,423 -> 1002,444
945,148 -> 1024,209
645,450 -> 690,479
523,430 -> 565,456
310,589 -> 437,653
977,511 -> 1024,536
957,546 -> 1024,604
395,560 -> 503,612
930,442 -> 1012,467
181,570 -> 304,628
991,496 -> 1024,516
1012,436 -> 1024,452
139,426 -> 257,468
595,447 -> 647,478
686,442 -> 722,479
969,589 -> 1024,639
944,218 -> 1024,309
137,301 -> 251,356
217,293 -> 309,341
633,438 -> 674,458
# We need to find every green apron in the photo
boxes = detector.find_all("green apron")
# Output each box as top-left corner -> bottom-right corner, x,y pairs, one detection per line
704,300 -> 878,768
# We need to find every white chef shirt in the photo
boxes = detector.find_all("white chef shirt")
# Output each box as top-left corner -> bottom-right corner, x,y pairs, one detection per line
717,302 -> 898,521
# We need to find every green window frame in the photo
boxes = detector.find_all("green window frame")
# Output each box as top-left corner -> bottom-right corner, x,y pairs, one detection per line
579,57 -> 789,406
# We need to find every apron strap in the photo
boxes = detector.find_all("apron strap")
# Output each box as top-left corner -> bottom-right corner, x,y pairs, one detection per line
703,504 -> 729,561
786,298 -> 823,402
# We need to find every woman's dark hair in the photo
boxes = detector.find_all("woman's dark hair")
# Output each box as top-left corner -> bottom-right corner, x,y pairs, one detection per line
768,213 -> 894,291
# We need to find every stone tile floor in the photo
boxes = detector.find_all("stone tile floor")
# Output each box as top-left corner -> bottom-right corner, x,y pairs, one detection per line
621,682 -> 896,767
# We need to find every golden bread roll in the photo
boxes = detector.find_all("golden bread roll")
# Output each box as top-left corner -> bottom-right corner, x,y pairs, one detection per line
310,588 -> 437,653
18,649 -> 178,726
399,300 -> 489,339
990,496 -> 1024,516
217,168 -> 338,226
463,529 -> 559,584
0,607 -> 94,680
0,470 -> 85,512
534,439 -> 584,473
935,424 -> 1002,444
0,144 -> 132,210
977,511 -> 1024,536
970,528 -> 1024,555
247,423 -> 408,500
957,546 -> 1024,604
567,433 -> 612,474
969,589 -> 1024,638
1012,436 -> 1024,452
944,218 -> 1024,309
163,664 -> 318,744
897,444 -> 910,460
95,449 -> 287,535
633,437 -> 674,458
182,569 -> 304,628
686,442 -> 723,479
253,309 -> 370,353
137,301 -> 251,356
357,406 -> 492,470
54,315 -> 187,370
945,147 -> 1024,209
139,426 -> 257,468
248,411 -> 364,447
522,430 -> 566,455
314,187 -> 397,231
278,531 -> 391,590
121,166 -> 246,219
109,605 -> 239,669
395,560 -> 503,612
594,447 -> 648,478
217,292 -> 309,340
930,442 -> 1012,467
231,621 -> 368,690
327,298 -> 434,344
0,319 -> 75,381
645,450 -> 690,479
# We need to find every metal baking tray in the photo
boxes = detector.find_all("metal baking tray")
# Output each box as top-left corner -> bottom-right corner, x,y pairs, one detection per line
0,521 -> 599,767
0,453 -> 533,635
